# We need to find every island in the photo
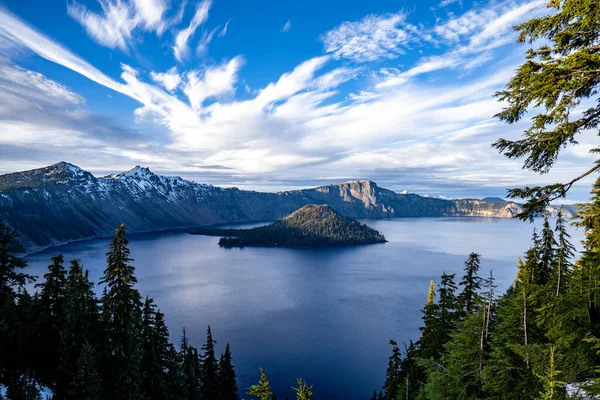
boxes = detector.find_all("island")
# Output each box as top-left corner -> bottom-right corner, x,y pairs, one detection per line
189,204 -> 387,248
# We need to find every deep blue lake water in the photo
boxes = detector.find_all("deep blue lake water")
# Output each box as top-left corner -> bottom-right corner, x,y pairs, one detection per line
25,217 -> 584,400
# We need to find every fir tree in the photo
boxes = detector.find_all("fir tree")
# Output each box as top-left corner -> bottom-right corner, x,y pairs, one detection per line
199,325 -> 220,399
140,296 -> 172,400
0,219 -> 35,391
383,340 -> 401,400
554,210 -> 575,297
180,328 -> 201,399
218,343 -> 239,400
418,280 -> 441,361
539,215 -> 557,285
99,224 -> 143,399
248,367 -> 272,400
35,254 -> 68,387
292,378 -> 314,400
458,253 -> 482,316
57,259 -> 100,399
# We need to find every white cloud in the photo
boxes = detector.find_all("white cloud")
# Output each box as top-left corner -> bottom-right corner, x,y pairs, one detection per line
150,67 -> 182,91
322,12 -> 415,62
182,56 -> 244,110
281,20 -> 291,33
67,0 -> 170,52
173,0 -> 212,62
376,0 -> 547,88
439,0 -> 462,7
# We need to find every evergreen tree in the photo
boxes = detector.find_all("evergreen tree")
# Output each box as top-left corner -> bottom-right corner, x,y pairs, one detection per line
140,296 -> 172,400
218,343 -> 239,400
248,367 -> 272,400
0,219 -> 34,304
458,253 -> 482,316
57,259 -> 100,399
70,343 -> 103,400
180,328 -> 200,399
199,325 -> 220,399
483,258 -> 545,399
0,219 -> 35,391
539,215 -> 557,285
99,224 -> 143,399
292,378 -> 314,400
35,254 -> 68,387
418,280 -> 441,361
383,340 -> 401,400
437,272 -> 459,347
423,306 -> 488,399
553,210 -> 575,297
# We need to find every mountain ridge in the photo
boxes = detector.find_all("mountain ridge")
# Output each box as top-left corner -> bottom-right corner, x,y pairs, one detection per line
0,162 -> 576,252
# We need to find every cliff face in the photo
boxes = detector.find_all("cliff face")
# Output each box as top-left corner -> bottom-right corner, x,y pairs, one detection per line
0,163 -> 576,252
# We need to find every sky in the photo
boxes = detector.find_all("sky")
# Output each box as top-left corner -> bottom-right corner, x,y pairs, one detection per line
0,0 -> 596,200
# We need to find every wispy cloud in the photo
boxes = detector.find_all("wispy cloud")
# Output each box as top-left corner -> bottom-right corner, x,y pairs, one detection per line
67,0 -> 170,52
173,0 -> 212,62
281,20 -> 291,33
321,12 -> 417,62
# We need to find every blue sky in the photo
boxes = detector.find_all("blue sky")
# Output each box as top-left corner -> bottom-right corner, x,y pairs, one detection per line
0,0 -> 595,200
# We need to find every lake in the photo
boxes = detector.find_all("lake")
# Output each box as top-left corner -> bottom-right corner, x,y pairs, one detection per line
25,217 -> 584,400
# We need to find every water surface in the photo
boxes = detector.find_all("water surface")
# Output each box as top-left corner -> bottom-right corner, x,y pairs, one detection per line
26,217 -> 583,400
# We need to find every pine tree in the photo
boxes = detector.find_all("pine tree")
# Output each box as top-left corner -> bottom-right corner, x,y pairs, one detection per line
437,272 -> 459,347
0,219 -> 34,304
248,367 -> 272,400
218,343 -> 239,400
539,215 -> 557,285
99,224 -> 143,399
35,254 -> 68,387
383,340 -> 401,400
458,253 -> 482,316
71,343 -> 103,400
0,219 -> 35,391
199,325 -> 220,399
57,259 -> 100,399
292,378 -> 314,400
180,328 -> 200,399
553,210 -> 575,297
140,296 -> 172,400
418,280 -> 441,361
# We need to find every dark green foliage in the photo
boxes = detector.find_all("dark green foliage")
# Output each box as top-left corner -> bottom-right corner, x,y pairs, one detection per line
191,204 -> 387,248
100,224 -> 143,399
219,343 -> 239,400
140,296 -> 174,400
35,254 -> 67,388
180,328 -> 201,399
57,259 -> 100,399
458,253 -> 482,316
492,0 -> 600,219
383,340 -> 402,399
199,325 -> 220,399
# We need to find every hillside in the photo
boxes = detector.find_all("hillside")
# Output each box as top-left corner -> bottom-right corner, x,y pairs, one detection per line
190,205 -> 387,248
0,162 -> 576,252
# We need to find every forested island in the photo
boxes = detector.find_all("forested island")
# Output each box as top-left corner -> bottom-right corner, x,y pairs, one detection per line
189,204 -> 387,248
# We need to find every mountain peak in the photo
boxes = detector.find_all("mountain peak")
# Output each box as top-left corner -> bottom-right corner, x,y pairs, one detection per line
115,165 -> 156,180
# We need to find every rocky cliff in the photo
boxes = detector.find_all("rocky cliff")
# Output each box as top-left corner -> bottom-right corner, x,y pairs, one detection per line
0,162 -> 575,252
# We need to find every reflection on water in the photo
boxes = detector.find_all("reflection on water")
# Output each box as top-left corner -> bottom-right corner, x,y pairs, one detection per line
25,217 -> 584,400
